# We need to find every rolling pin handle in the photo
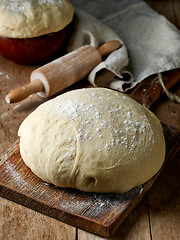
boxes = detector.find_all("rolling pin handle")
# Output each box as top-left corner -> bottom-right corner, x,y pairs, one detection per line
98,40 -> 121,58
5,79 -> 44,104
5,40 -> 121,104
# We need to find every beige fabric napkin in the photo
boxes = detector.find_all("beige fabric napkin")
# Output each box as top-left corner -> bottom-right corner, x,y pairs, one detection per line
69,1 -> 180,92
68,9 -> 132,92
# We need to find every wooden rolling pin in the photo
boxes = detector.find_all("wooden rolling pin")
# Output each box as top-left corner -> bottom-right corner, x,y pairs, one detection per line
5,40 -> 121,103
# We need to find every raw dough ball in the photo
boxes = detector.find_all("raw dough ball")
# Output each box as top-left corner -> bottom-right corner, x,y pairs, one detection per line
18,88 -> 166,193
0,0 -> 74,38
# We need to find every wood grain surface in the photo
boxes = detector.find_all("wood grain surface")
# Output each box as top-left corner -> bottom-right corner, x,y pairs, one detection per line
0,0 -> 180,239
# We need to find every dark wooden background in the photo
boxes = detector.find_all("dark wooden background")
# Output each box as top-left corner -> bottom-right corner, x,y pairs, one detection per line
0,1 -> 180,239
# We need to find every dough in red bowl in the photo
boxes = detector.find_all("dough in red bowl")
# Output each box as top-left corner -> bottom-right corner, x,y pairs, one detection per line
0,0 -> 74,65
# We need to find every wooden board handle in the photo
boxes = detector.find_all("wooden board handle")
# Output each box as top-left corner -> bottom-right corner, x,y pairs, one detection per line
98,40 -> 121,57
94,69 -> 180,109
129,69 -> 180,108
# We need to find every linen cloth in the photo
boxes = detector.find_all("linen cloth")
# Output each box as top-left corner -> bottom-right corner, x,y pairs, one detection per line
69,0 -> 180,92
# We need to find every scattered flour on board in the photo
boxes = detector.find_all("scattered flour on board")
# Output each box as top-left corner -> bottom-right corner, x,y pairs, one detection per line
0,72 -> 9,79
4,162 -> 33,189
56,185 -> 142,213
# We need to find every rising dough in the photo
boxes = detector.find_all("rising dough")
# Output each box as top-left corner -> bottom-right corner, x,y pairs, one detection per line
18,88 -> 166,193
0,0 -> 74,38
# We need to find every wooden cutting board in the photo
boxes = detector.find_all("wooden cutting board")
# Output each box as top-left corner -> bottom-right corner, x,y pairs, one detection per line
0,69 -> 180,237
0,124 -> 179,237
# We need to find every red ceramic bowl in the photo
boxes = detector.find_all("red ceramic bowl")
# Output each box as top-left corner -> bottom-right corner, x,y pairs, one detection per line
0,19 -> 74,65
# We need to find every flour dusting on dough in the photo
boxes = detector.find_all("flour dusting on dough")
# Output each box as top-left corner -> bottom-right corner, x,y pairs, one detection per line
18,88 -> 165,193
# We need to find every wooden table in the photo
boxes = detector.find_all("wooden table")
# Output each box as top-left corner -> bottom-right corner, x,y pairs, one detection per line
0,1 -> 180,239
